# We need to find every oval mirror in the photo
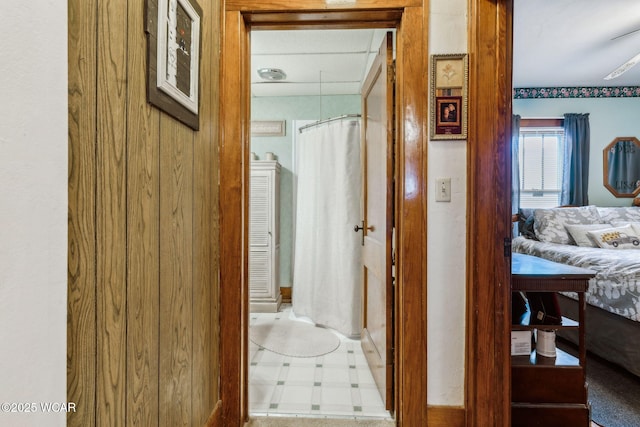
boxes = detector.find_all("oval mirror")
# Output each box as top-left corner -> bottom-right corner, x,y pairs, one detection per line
603,136 -> 640,198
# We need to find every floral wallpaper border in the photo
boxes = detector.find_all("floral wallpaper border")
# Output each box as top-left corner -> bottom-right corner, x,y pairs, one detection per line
513,86 -> 640,99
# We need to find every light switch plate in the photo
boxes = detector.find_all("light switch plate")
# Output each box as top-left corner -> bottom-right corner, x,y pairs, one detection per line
435,178 -> 451,202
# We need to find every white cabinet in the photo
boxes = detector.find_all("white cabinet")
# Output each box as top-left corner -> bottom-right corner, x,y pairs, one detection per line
249,160 -> 281,312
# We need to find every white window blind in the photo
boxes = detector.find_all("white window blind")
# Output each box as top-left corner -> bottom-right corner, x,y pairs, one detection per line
518,127 -> 564,209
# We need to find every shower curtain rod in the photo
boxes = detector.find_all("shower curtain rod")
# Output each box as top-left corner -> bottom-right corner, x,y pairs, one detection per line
298,114 -> 362,133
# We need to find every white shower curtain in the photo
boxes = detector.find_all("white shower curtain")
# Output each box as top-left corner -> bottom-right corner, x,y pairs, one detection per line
293,118 -> 362,338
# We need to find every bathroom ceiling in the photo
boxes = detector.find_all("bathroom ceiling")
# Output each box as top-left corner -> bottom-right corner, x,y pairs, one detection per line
251,28 -> 390,97
250,0 -> 640,97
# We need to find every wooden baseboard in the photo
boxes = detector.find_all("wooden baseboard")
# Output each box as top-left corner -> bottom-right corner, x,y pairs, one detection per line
205,400 -> 222,427
427,405 -> 465,427
281,287 -> 291,303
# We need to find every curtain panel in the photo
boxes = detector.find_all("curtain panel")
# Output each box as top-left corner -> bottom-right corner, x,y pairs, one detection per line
561,113 -> 590,206
292,118 -> 363,337
512,114 -> 521,215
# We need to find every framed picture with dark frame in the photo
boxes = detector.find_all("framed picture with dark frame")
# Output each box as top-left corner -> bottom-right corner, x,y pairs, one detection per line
146,0 -> 202,130
430,54 -> 468,140
436,97 -> 462,128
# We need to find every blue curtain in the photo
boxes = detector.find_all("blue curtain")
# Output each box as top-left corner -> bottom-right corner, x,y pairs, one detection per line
561,113 -> 590,206
512,114 -> 521,215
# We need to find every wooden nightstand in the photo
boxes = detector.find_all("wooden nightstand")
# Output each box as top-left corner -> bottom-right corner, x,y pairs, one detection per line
511,253 -> 596,427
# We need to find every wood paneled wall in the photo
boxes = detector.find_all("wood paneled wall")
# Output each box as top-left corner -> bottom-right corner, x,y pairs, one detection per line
67,0 -> 222,426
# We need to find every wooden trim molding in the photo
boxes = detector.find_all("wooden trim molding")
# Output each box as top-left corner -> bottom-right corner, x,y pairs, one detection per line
244,10 -> 402,30
466,0 -> 513,426
280,287 -> 292,303
520,118 -> 563,128
219,3 -> 428,426
225,0 -> 420,11
220,9 -> 248,426
394,7 -> 429,424
427,405 -> 466,427
205,400 -> 223,427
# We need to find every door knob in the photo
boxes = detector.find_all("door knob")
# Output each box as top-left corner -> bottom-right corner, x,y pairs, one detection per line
354,221 -> 374,246
354,224 -> 374,232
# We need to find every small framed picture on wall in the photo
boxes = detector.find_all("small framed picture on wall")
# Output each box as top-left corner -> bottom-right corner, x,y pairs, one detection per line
430,54 -> 468,140
146,0 -> 202,130
436,97 -> 462,128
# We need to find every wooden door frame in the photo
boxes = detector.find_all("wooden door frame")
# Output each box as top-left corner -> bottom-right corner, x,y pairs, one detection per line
466,0 -> 513,426
220,2 -> 427,425
218,0 -> 512,426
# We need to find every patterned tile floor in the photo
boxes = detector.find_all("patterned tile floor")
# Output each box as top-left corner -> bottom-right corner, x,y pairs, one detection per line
249,305 -> 392,420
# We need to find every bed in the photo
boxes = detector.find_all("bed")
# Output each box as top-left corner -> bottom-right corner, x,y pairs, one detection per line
513,205 -> 640,377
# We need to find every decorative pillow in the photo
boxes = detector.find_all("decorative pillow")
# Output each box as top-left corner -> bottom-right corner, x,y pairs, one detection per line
586,224 -> 640,249
597,207 -> 640,223
518,208 -> 536,239
533,205 -> 601,244
565,224 -> 612,247
611,221 -> 640,236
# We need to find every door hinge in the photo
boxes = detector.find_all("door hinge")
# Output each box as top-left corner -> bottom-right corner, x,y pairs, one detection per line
504,237 -> 512,257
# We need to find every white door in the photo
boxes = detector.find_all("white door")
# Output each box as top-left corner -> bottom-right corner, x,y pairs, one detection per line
359,31 -> 395,411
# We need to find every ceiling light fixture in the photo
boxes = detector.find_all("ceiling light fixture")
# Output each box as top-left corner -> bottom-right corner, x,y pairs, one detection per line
604,52 -> 640,80
257,68 -> 287,81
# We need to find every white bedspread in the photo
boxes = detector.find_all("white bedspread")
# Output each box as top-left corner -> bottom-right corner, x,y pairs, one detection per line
513,236 -> 640,322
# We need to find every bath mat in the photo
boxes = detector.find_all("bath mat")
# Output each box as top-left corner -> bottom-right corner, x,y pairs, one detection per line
250,318 -> 340,358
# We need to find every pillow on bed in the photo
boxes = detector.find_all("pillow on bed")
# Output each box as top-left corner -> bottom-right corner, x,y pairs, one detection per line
611,221 -> 640,236
565,223 -> 613,247
533,205 -> 601,244
517,208 -> 537,239
597,207 -> 640,223
586,224 -> 640,249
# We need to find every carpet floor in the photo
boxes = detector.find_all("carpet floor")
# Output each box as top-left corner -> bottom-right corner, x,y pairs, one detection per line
558,339 -> 640,427
586,354 -> 640,427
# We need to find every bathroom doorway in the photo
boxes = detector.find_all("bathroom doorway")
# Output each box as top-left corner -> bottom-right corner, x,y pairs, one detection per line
247,28 -> 395,420
219,4 -> 448,426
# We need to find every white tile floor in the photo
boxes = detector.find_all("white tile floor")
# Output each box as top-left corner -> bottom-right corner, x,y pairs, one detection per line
249,305 -> 392,420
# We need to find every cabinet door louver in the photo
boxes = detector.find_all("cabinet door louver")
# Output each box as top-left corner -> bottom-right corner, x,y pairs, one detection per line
249,250 -> 270,295
249,161 -> 281,312
250,174 -> 270,247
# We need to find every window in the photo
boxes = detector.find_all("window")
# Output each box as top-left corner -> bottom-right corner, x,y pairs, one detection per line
518,125 -> 564,209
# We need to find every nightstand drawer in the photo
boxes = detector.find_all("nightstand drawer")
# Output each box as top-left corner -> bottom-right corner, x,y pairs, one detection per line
512,403 -> 590,427
512,365 -> 586,404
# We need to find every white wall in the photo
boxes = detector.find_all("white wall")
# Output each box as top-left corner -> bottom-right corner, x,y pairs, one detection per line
427,0 -> 468,406
514,97 -> 640,207
0,2 -> 68,426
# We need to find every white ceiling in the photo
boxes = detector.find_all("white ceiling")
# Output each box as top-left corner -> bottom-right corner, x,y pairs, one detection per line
250,0 -> 640,97
251,29 -> 391,97
513,0 -> 640,88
